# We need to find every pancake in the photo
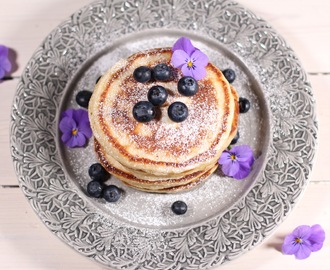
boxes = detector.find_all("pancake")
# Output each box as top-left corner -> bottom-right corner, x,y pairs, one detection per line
94,138 -> 217,186
88,47 -> 239,193
94,138 -> 218,193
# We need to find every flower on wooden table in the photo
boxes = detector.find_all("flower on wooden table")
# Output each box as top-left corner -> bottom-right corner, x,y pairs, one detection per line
0,45 -> 12,79
59,108 -> 92,148
218,145 -> 254,179
171,37 -> 208,80
282,224 -> 325,259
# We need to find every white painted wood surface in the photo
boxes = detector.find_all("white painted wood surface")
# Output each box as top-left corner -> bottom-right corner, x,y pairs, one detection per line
0,0 -> 329,269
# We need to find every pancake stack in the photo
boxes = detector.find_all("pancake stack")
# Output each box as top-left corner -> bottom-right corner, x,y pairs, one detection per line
88,48 -> 239,193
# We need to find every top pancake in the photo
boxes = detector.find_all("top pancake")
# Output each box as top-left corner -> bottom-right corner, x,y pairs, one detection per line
88,48 -> 238,176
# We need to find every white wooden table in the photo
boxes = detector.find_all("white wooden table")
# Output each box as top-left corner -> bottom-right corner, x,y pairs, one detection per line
1,0 -> 329,269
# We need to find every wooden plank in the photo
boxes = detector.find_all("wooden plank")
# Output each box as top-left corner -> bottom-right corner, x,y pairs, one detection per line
0,0 -> 329,75
0,182 -> 329,269
0,0 -> 93,77
309,75 -> 330,181
0,79 -> 19,186
239,1 -> 330,73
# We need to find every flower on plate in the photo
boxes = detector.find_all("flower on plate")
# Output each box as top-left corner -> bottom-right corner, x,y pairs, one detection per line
0,45 -> 12,79
218,145 -> 254,179
171,37 -> 208,80
59,108 -> 92,148
282,224 -> 325,259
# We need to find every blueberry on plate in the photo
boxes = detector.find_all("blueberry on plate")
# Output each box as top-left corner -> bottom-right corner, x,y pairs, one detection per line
168,102 -> 188,122
147,85 -> 168,106
87,180 -> 103,198
230,131 -> 239,145
103,185 -> 121,203
171,201 -> 187,215
239,97 -> 251,113
89,163 -> 109,181
177,76 -> 198,96
133,101 -> 156,122
153,63 -> 172,81
76,90 -> 92,108
222,69 -> 236,83
133,66 -> 152,83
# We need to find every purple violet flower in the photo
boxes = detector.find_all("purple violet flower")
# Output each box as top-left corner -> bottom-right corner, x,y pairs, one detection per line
171,37 -> 208,81
59,108 -> 92,148
0,45 -> 12,79
282,224 -> 325,259
218,145 -> 254,179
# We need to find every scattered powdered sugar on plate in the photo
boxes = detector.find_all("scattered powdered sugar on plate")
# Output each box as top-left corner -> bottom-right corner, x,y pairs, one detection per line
59,33 -> 269,229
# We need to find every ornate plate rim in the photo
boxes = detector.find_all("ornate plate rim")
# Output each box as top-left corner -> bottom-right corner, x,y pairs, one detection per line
10,0 -> 317,269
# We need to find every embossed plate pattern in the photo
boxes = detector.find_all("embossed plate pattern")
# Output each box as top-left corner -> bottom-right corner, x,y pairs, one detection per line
10,0 -> 317,269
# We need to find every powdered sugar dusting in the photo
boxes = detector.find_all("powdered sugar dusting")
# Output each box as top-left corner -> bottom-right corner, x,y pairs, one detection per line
107,71 -> 219,159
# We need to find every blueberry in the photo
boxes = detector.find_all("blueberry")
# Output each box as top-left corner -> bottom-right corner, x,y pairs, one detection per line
222,69 -> 236,83
76,90 -> 92,108
147,85 -> 168,106
168,102 -> 188,122
103,185 -> 121,202
177,76 -> 198,96
133,101 -> 156,122
171,201 -> 187,215
153,63 -> 172,81
133,66 -> 152,83
89,163 -> 109,181
87,180 -> 104,198
239,97 -> 251,113
230,131 -> 239,145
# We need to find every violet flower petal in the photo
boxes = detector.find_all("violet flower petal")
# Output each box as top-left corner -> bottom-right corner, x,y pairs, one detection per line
61,131 -> 74,144
181,63 -> 195,78
232,145 -> 254,164
0,45 -> 12,79
0,45 -> 8,57
218,151 -> 232,165
66,132 -> 87,148
190,64 -> 207,81
309,224 -> 326,251
233,161 -> 252,179
74,132 -> 87,147
72,108 -> 88,123
292,225 -> 312,240
190,49 -> 209,67
78,120 -> 93,138
59,117 -> 77,133
294,242 -> 312,260
1,57 -> 11,72
171,50 -> 189,68
221,160 -> 240,177
172,37 -> 195,55
282,234 -> 300,255
0,69 -> 5,79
